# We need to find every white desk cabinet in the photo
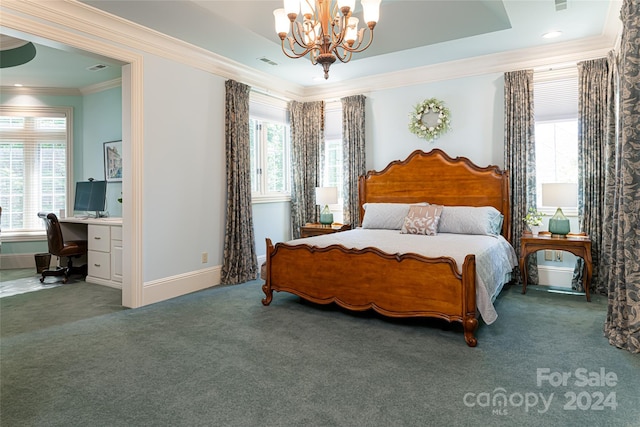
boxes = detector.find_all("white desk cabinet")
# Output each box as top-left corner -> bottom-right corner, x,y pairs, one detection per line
60,218 -> 122,289
88,225 -> 111,281
111,226 -> 123,283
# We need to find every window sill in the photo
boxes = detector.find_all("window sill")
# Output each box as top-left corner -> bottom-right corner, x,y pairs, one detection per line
252,194 -> 291,204
1,231 -> 46,243
539,207 -> 578,217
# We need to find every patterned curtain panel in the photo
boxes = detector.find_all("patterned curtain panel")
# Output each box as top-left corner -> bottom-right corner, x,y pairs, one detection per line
603,0 -> 640,354
289,101 -> 325,239
504,70 -> 538,284
572,57 -> 610,294
341,95 -> 366,227
221,80 -> 258,285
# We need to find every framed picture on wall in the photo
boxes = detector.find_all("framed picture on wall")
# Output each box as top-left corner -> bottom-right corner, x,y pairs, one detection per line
103,140 -> 123,182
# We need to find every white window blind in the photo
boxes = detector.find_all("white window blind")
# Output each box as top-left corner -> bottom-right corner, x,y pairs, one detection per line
533,71 -> 579,214
534,74 -> 578,121
0,107 -> 71,234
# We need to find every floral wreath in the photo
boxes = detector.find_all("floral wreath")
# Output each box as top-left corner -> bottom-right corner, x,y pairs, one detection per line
408,98 -> 451,141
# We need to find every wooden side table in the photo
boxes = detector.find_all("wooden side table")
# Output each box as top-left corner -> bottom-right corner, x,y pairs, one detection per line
300,223 -> 351,238
520,234 -> 593,301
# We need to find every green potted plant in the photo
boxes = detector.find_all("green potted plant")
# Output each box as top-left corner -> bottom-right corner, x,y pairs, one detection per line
523,207 -> 544,235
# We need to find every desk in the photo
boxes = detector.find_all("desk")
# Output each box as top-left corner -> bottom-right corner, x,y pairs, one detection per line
59,217 -> 123,289
519,234 -> 592,301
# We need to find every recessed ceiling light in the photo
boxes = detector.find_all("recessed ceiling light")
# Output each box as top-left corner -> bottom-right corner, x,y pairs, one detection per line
542,31 -> 563,39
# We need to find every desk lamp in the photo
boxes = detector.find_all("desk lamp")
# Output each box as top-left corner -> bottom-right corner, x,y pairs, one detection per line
315,187 -> 338,225
542,183 -> 577,237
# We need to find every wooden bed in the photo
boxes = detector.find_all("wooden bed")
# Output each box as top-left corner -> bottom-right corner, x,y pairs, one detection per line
262,149 -> 511,347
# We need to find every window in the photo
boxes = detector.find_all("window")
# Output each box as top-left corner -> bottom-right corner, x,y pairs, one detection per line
249,92 -> 290,203
0,106 -> 72,237
323,101 -> 344,222
533,73 -> 579,215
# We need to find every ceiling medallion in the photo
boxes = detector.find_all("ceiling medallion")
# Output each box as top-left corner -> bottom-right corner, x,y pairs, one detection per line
408,98 -> 451,142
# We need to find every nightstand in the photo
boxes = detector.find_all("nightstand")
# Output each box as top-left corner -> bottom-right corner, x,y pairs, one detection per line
300,223 -> 351,238
520,234 -> 593,301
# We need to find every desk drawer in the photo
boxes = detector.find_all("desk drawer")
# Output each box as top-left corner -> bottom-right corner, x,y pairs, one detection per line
88,250 -> 111,279
88,225 -> 111,252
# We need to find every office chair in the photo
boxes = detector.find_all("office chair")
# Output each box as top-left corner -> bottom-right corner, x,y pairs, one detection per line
37,212 -> 88,284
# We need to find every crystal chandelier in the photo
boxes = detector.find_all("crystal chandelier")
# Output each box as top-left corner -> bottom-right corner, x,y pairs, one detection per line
273,0 -> 381,80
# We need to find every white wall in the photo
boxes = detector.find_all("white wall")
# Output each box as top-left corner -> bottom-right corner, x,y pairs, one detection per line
365,73 -> 505,171
253,202 -> 292,258
142,54 -> 226,282
83,86 -> 123,217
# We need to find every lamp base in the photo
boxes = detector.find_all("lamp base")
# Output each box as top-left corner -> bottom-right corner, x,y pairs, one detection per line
320,213 -> 334,225
548,207 -> 570,237
319,204 -> 333,225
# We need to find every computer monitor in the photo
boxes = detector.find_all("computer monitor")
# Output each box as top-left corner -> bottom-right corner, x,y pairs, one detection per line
74,180 -> 107,217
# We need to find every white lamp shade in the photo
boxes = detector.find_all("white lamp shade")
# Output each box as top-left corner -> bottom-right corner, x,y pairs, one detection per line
361,0 -> 381,23
315,187 -> 338,205
273,9 -> 289,34
345,17 -> 359,43
283,0 -> 299,15
542,183 -> 578,208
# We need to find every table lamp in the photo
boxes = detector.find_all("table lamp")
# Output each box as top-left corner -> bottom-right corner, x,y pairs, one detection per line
315,187 -> 338,225
542,183 -> 577,237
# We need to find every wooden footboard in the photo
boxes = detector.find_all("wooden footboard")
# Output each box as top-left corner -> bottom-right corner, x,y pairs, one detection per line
262,238 -> 479,347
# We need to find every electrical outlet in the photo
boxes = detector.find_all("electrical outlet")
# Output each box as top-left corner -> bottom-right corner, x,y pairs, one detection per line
545,250 -> 554,261
201,252 -> 208,263
555,251 -> 563,262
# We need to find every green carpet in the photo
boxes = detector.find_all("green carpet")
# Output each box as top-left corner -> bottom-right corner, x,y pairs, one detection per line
1,281 -> 638,426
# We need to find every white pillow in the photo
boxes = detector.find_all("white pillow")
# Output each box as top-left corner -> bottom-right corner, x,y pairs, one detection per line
361,203 -> 428,230
438,206 -> 503,236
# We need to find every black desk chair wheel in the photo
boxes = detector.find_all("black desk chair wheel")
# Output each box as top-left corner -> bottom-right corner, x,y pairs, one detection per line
37,212 -> 88,284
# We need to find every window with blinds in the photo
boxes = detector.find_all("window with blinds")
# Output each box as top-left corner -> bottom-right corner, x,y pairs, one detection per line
0,107 -> 71,234
533,71 -> 579,214
323,101 -> 343,207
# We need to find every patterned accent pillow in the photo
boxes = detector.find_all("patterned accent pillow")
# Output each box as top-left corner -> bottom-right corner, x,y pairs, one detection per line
401,204 -> 444,235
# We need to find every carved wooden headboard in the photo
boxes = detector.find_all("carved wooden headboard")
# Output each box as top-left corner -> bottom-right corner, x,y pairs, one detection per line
358,149 -> 511,242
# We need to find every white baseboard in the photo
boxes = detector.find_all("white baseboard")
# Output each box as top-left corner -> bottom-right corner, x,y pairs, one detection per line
142,265 -> 222,306
537,265 -> 574,289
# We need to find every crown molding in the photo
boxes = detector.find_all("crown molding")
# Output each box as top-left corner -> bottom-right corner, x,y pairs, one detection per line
80,77 -> 122,95
298,1 -> 622,101
0,85 -> 81,96
0,0 -> 305,101
299,34 -> 616,101
0,0 -> 622,103
0,78 -> 121,97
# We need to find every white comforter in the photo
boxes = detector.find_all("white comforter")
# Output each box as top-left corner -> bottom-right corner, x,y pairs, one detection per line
289,228 -> 518,324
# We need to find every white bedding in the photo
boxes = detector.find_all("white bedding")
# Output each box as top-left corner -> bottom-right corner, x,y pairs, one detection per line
289,228 -> 518,324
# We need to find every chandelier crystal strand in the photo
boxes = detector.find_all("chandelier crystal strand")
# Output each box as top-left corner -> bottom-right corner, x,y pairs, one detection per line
273,0 -> 381,80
